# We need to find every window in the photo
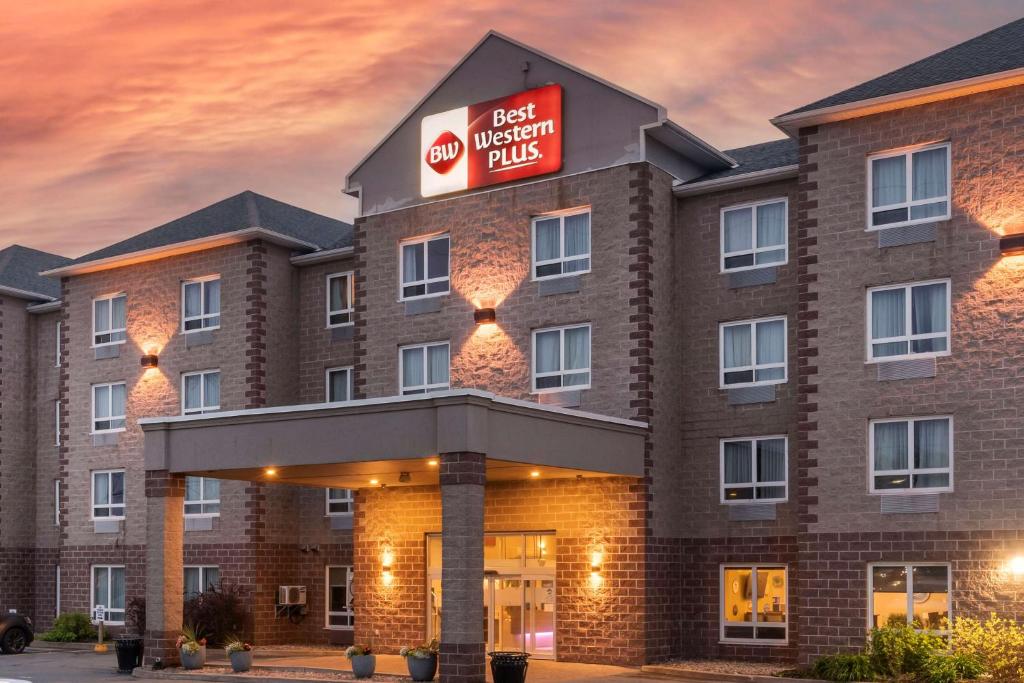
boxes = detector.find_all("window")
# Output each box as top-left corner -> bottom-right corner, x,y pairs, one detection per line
54,400 -> 61,446
91,565 -> 125,624
721,565 -> 787,643
326,367 -> 353,403
92,470 -> 125,519
54,479 -> 60,527
720,317 -> 786,388
721,199 -> 787,272
184,566 -> 220,598
92,294 -> 126,346
184,476 -> 220,516
532,324 -> 591,393
326,272 -> 354,327
532,209 -> 591,280
400,342 -> 450,395
326,565 -> 354,629
868,143 -> 950,229
867,280 -> 950,362
721,437 -> 787,503
870,417 -> 952,493
92,382 -> 126,433
182,370 -> 220,415
182,276 -> 220,332
869,563 -> 950,630
326,488 -> 353,516
55,320 -> 61,366
400,234 -> 449,300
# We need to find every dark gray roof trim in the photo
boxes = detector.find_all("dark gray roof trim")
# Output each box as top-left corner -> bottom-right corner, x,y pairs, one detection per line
0,245 -> 71,301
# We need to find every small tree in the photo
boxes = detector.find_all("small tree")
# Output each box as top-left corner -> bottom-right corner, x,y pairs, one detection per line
182,581 -> 252,647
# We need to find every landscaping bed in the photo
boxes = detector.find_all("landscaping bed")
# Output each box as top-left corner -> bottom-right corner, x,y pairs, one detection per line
139,665 -> 408,681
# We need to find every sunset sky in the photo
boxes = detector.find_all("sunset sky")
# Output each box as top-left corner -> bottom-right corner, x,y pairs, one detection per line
2,1 -> 1021,257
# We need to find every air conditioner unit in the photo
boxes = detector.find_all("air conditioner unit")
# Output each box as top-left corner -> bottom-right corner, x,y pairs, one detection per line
278,585 -> 307,606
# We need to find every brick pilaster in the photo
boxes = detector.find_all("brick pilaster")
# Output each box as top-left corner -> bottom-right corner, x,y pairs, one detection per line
244,239 -> 268,409
350,218 -> 368,400
143,470 -> 185,668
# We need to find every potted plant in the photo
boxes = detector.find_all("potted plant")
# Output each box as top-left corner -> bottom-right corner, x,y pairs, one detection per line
224,637 -> 254,672
345,644 -> 375,679
400,639 -> 439,681
175,624 -> 207,670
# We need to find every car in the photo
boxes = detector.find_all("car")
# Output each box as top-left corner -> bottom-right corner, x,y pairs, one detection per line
0,613 -> 33,654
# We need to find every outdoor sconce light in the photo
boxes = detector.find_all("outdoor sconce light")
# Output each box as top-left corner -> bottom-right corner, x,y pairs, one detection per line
140,353 -> 159,369
590,550 -> 604,574
1009,556 -> 1024,577
381,545 -> 395,586
1000,233 -> 1024,256
474,307 -> 497,325
399,471 -> 411,483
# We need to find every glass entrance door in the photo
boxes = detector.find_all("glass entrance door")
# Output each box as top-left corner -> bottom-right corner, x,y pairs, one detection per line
484,576 -> 555,658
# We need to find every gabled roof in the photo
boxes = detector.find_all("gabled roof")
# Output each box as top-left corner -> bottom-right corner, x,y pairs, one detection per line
775,18 -> 1024,132
0,245 -> 70,301
673,139 -> 798,196
45,191 -> 353,277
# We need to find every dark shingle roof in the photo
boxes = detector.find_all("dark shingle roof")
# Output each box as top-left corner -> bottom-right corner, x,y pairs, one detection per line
784,18 -> 1024,116
66,191 -> 353,267
683,139 -> 798,184
0,245 -> 71,300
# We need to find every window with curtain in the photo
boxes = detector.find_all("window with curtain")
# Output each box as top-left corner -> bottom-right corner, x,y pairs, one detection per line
326,367 -> 353,402
871,417 -> 952,493
532,209 -> 591,279
533,324 -> 591,392
869,143 -> 950,229
720,317 -> 786,388
182,276 -> 221,331
184,476 -> 220,516
92,470 -> 125,519
93,294 -> 127,346
721,565 -> 788,643
400,342 -> 450,394
401,234 -> 449,300
182,370 -> 220,414
870,564 -> 950,631
92,382 -> 127,432
92,565 -> 126,623
184,566 -> 220,598
721,199 -> 787,272
868,280 -> 950,361
326,272 -> 354,326
326,488 -> 353,516
722,437 -> 787,503
326,565 -> 355,629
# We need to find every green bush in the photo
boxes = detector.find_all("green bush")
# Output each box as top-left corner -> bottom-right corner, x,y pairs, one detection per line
40,612 -> 97,642
950,615 -> 1024,682
920,652 -> 984,683
867,621 -> 945,679
182,581 -> 252,647
811,653 -> 874,681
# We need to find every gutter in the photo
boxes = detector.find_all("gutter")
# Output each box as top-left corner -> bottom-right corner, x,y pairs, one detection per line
289,245 -> 355,265
27,300 -> 62,314
673,165 -> 799,197
0,284 -> 57,303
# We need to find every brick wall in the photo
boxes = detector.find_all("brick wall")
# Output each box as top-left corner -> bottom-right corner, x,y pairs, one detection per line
296,256 -> 358,404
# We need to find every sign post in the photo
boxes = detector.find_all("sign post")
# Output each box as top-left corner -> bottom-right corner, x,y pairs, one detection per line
93,605 -> 107,653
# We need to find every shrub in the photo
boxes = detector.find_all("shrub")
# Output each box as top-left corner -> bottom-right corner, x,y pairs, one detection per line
867,621 -> 944,679
345,644 -> 373,658
811,653 -> 873,682
951,614 -> 1024,682
40,612 -> 97,642
182,581 -> 252,648
399,638 -> 439,659
920,652 -> 984,683
125,597 -> 146,635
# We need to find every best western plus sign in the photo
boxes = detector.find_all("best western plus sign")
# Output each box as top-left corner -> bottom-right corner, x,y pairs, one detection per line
420,84 -> 563,197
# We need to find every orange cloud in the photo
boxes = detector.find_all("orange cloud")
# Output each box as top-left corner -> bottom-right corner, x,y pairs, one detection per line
1,1 -> 1020,256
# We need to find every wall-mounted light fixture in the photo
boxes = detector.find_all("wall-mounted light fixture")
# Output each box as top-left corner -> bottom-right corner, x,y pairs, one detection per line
399,471 -> 411,483
474,307 -> 497,325
381,544 -> 395,586
590,549 -> 604,574
1009,556 -> 1024,577
140,353 -> 159,369
1000,233 -> 1024,256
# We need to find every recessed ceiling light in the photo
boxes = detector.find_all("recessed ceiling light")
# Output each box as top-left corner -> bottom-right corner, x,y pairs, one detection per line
427,459 -> 438,466
370,478 -> 379,485
264,468 -> 277,476
530,470 -> 540,478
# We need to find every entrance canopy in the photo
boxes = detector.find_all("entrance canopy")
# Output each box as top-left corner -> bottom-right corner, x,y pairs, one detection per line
140,390 -> 647,489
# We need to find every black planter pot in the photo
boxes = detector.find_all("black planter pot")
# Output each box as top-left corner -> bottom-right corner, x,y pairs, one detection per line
114,636 -> 144,674
489,651 -> 530,683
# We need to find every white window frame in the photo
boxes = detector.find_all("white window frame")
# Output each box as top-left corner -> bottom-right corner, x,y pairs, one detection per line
719,564 -> 788,645
325,366 -> 354,403
720,436 -> 788,504
868,416 -> 954,495
184,476 -> 220,517
866,142 -> 951,231
326,271 -> 355,328
55,320 -> 61,366
531,323 -> 592,394
399,341 -> 450,395
90,565 -> 126,625
866,279 -> 951,363
184,565 -> 220,597
181,275 -> 221,333
91,293 -> 127,347
181,369 -> 221,415
399,233 -> 450,301
91,382 -> 127,434
325,565 -> 355,630
719,316 -> 788,389
325,488 -> 353,517
91,469 -> 126,520
719,198 -> 789,273
530,207 -> 592,281
54,399 -> 61,446
867,562 -> 952,632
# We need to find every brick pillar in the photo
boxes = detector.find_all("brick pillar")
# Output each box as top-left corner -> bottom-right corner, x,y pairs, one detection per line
143,470 -> 185,668
439,452 -> 486,683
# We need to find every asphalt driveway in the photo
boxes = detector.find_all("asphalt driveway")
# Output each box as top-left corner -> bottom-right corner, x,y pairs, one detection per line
0,646 -> 163,682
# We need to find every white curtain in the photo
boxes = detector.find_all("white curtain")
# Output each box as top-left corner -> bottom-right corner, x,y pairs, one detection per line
402,243 -> 423,283
536,331 -> 560,374
911,283 -> 947,334
915,419 -> 949,469
204,568 -> 220,591
111,296 -> 126,330
724,208 -> 752,253
95,385 -> 110,419
94,299 -> 110,333
204,478 -> 220,501
564,327 -> 589,371
873,289 -> 906,339
564,213 -> 590,258
330,277 -> 347,311
185,375 -> 201,410
756,320 -> 785,365
756,202 -> 786,248
912,148 -> 946,201
427,345 -> 449,386
723,325 -> 751,369
95,567 -> 109,605
185,476 -> 202,502
184,282 -> 201,318
111,384 -> 126,418
724,441 -> 752,484
204,372 -> 220,408
535,219 -> 560,261
184,568 -> 200,597
757,439 -> 786,482
874,421 -> 909,470
111,568 -> 125,609
204,280 -> 220,315
330,370 -> 348,401
872,156 -> 906,207
95,473 -> 110,506
402,348 -> 424,389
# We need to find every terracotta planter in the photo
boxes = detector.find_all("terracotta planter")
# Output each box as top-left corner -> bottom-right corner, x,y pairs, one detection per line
350,654 -> 376,679
180,644 -> 206,670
